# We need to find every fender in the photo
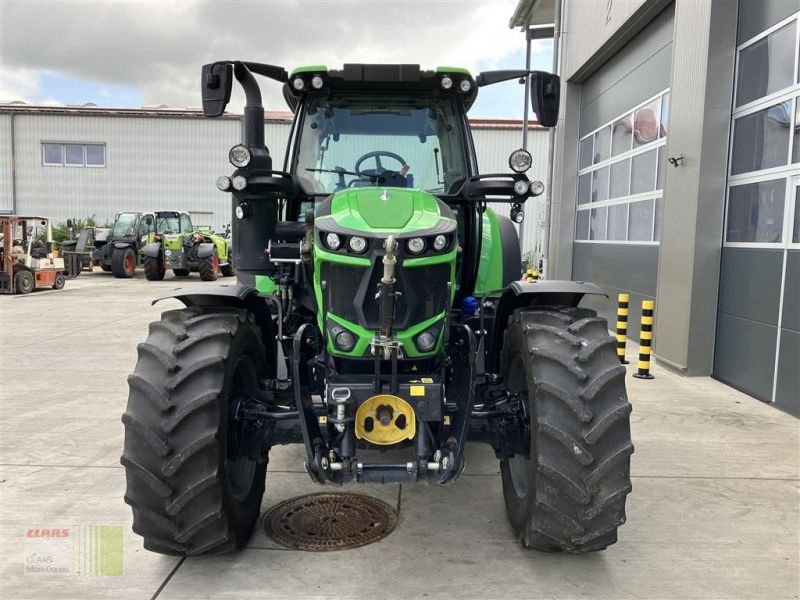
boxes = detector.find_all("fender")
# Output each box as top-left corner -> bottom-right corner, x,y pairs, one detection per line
196,242 -> 216,259
142,242 -> 162,259
113,241 -> 134,250
152,284 -> 276,364
486,280 -> 608,373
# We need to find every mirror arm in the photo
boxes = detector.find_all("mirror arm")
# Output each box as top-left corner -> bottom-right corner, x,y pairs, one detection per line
476,69 -> 529,87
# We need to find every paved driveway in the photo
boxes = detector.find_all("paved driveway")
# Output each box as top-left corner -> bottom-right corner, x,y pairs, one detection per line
1,271 -> 798,599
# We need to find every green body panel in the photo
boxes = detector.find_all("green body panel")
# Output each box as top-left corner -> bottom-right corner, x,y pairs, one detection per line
291,65 -> 328,76
435,66 -> 472,76
197,229 -> 230,261
316,188 -> 449,234
255,274 -> 278,295
474,207 -> 505,297
162,234 -> 183,251
314,187 -> 457,358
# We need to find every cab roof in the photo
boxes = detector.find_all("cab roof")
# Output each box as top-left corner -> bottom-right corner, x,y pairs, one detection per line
282,64 -> 478,113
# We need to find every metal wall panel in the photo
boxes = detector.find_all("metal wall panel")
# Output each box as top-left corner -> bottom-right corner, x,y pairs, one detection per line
714,312 -> 778,402
0,115 -> 12,212
473,128 -> 551,258
579,5 -> 674,135
562,0 -> 652,80
775,329 -> 799,415
13,114 -> 240,227
572,243 -> 659,339
717,248 -> 784,326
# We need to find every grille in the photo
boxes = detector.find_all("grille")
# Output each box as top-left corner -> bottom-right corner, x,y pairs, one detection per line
320,260 -> 450,330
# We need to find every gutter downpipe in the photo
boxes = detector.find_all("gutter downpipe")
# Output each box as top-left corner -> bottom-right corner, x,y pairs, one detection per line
541,0 -> 561,280
10,113 -> 17,214
519,29 -> 533,252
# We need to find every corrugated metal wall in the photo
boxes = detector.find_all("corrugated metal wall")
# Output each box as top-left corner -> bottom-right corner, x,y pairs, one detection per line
473,127 -> 551,262
3,112 -> 549,254
0,115 -> 12,213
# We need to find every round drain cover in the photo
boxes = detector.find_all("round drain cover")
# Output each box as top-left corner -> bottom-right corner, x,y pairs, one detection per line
262,492 -> 397,551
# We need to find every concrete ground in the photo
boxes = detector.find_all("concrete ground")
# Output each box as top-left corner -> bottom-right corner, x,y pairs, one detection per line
0,270 -> 798,600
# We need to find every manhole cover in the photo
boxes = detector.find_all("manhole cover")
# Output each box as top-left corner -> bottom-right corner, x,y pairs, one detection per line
261,492 -> 397,551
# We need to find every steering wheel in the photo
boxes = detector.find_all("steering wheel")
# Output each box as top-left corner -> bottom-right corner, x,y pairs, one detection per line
354,151 -> 409,186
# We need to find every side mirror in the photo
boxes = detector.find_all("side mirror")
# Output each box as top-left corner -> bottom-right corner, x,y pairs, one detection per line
66,219 -> 73,228
202,63 -> 233,117
530,71 -> 560,128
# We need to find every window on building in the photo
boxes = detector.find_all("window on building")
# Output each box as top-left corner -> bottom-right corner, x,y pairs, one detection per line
41,142 -> 106,167
575,90 -> 668,244
725,10 -> 800,248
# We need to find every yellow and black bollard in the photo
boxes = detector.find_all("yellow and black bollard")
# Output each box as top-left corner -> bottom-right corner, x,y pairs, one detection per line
633,300 -> 655,379
525,268 -> 539,283
616,293 -> 630,364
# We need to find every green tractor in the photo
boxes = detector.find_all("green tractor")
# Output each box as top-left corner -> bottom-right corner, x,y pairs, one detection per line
121,61 -> 633,556
141,211 -> 234,281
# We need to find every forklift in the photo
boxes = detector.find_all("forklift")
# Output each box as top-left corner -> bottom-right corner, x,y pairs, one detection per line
0,216 -> 66,294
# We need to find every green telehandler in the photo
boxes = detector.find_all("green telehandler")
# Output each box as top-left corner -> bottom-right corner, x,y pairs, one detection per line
121,61 -> 633,556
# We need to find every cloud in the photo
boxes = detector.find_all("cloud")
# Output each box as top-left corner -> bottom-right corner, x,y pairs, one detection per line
0,0 -> 541,112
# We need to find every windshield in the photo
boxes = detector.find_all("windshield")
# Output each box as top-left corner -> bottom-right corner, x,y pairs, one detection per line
112,213 -> 138,237
294,95 -> 469,195
156,213 -> 180,234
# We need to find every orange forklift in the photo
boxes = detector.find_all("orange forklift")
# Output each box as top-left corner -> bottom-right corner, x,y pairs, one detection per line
0,216 -> 66,294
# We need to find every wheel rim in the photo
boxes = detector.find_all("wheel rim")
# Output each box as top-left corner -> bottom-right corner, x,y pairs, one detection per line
507,355 -> 530,499
228,354 -> 258,502
212,254 -> 219,273
125,252 -> 134,274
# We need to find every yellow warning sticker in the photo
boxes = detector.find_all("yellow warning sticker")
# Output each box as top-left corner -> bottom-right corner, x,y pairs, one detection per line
318,415 -> 328,424
421,378 -> 434,383
410,385 -> 425,397
443,415 -> 451,425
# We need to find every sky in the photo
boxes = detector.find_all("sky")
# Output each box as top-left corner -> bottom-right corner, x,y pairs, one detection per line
0,0 -> 552,119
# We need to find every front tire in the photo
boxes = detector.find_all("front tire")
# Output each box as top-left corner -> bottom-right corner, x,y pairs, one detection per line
53,273 -> 66,290
144,256 -> 165,281
198,251 -> 218,282
220,263 -> 235,277
500,307 -> 633,553
112,247 -> 136,278
121,307 -> 268,555
14,270 -> 34,294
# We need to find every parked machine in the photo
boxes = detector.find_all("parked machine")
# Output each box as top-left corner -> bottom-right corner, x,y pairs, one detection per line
0,216 -> 66,294
121,61 -> 633,556
88,211 -> 155,278
142,211 -> 234,281
60,222 -> 110,277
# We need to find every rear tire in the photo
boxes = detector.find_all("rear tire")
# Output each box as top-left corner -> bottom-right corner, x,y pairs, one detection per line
198,252 -> 218,282
500,307 -> 633,553
53,273 -> 66,290
112,247 -> 136,278
144,256 -> 165,281
121,307 -> 268,555
14,270 -> 34,294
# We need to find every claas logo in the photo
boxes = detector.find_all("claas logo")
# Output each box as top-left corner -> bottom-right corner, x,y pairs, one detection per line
26,528 -> 70,538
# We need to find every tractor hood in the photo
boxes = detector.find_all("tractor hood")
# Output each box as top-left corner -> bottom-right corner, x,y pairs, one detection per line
315,187 -> 454,235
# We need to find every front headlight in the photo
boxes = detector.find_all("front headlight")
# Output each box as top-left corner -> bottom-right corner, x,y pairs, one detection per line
348,236 -> 367,253
325,232 -> 342,250
513,180 -> 529,196
433,235 -> 448,251
509,148 -> 532,173
229,145 -> 251,168
407,237 -> 425,254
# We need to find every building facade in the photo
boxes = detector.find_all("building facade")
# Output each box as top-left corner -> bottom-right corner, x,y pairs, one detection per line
0,105 -> 550,260
514,0 -> 799,415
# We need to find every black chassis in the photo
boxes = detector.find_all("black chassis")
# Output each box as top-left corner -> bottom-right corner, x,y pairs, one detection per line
153,280 -> 607,485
